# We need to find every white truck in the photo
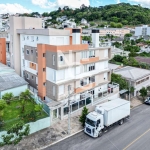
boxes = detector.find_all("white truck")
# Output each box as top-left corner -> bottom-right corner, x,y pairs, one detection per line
84,98 -> 130,138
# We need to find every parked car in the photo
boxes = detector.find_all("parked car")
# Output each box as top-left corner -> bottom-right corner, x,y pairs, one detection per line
144,97 -> 150,105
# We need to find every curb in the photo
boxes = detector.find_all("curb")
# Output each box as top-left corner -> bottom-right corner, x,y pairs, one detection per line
39,129 -> 84,150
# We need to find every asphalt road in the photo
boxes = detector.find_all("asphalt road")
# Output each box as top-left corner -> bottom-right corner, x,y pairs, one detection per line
44,104 -> 150,150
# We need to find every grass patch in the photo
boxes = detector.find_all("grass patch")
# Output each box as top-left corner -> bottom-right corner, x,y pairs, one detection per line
1,100 -> 48,131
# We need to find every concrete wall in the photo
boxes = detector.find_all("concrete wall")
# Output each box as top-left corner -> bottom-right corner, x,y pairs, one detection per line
0,116 -> 50,142
0,85 -> 28,98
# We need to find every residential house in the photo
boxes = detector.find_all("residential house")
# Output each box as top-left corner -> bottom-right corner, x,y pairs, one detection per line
0,63 -> 28,98
81,18 -> 88,25
114,66 -> 150,96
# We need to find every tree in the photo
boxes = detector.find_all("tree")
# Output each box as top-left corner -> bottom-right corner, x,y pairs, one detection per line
139,87 -> 147,101
0,100 -> 6,122
20,89 -> 32,101
34,104 -> 43,115
19,89 -> 32,112
110,22 -> 116,28
90,22 -> 95,26
2,93 -> 14,105
116,23 -> 123,28
79,106 -> 88,127
0,121 -> 30,146
111,73 -> 128,90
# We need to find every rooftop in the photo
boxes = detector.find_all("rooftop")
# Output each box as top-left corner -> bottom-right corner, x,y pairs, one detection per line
114,66 -> 150,81
17,28 -> 70,36
108,63 -> 121,70
135,57 -> 150,64
0,63 -> 28,91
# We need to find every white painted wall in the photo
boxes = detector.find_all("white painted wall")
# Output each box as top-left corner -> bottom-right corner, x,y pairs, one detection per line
135,27 -> 142,36
92,33 -> 99,47
0,85 -> 28,98
72,33 -> 81,45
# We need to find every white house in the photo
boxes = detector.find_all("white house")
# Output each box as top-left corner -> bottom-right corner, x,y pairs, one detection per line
81,18 -> 87,25
114,66 -> 150,96
62,20 -> 76,28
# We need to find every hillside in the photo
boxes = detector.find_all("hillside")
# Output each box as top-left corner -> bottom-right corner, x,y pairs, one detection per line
21,3 -> 150,26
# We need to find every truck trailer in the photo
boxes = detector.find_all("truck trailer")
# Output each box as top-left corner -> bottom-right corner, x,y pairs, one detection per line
84,98 -> 130,138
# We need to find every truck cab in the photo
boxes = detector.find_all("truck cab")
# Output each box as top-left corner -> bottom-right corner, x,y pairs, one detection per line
84,111 -> 104,138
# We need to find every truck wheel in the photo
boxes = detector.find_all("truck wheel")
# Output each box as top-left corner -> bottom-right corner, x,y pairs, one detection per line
98,131 -> 103,137
103,127 -> 108,133
118,119 -> 124,125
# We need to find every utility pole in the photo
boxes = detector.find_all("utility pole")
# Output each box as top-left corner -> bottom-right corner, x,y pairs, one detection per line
68,85 -> 71,134
129,78 -> 131,102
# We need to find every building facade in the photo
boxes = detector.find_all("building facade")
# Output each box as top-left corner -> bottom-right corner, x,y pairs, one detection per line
16,28 -> 112,120
135,25 -> 150,36
82,28 -> 130,37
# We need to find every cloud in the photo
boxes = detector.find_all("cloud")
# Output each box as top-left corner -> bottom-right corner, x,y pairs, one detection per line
0,3 -> 32,14
115,0 -> 121,4
31,0 -> 90,9
128,0 -> 150,7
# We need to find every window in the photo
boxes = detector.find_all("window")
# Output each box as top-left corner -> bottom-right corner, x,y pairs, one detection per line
31,50 -> 33,54
89,50 -> 95,58
31,76 -> 34,80
53,55 -> 55,65
72,102 -> 78,112
43,68 -> 46,71
26,73 -> 29,79
59,85 -> 64,95
53,86 -> 55,96
89,76 -> 95,83
36,37 -> 39,41
27,36 -> 29,40
59,56 -> 63,61
31,36 -> 34,42
26,49 -> 29,55
89,63 -> 95,71
43,82 -> 46,86
43,53 -> 46,57
22,48 -> 24,53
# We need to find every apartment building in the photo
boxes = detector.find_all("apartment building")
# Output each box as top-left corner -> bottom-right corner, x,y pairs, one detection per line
9,16 -> 42,75
82,28 -> 130,37
99,28 -> 130,37
16,27 -> 111,120
135,25 -> 150,36
0,31 -> 10,66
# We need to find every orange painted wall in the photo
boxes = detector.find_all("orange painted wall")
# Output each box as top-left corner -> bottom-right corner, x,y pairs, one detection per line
37,44 -> 46,100
74,83 -> 96,94
45,44 -> 88,53
0,38 -> 6,65
30,62 -> 36,70
80,57 -> 99,64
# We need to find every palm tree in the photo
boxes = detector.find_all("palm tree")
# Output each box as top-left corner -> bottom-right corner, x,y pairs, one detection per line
19,90 -> 32,112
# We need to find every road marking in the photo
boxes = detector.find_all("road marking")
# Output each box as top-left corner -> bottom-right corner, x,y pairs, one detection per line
123,128 -> 150,150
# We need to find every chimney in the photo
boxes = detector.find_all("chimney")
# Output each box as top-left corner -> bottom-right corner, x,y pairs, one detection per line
92,29 -> 99,47
72,29 -> 81,45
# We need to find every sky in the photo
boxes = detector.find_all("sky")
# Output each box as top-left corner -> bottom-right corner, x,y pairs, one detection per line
0,0 -> 150,14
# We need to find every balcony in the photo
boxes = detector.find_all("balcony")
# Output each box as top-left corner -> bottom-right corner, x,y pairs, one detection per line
80,57 -> 99,64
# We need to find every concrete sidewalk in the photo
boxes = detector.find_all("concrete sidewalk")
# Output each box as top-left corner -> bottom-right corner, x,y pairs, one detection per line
1,116 -> 83,150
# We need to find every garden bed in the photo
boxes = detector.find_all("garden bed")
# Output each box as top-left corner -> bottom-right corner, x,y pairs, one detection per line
1,100 -> 48,131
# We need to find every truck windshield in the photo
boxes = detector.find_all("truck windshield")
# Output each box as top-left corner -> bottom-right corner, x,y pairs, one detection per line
86,117 -> 96,127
